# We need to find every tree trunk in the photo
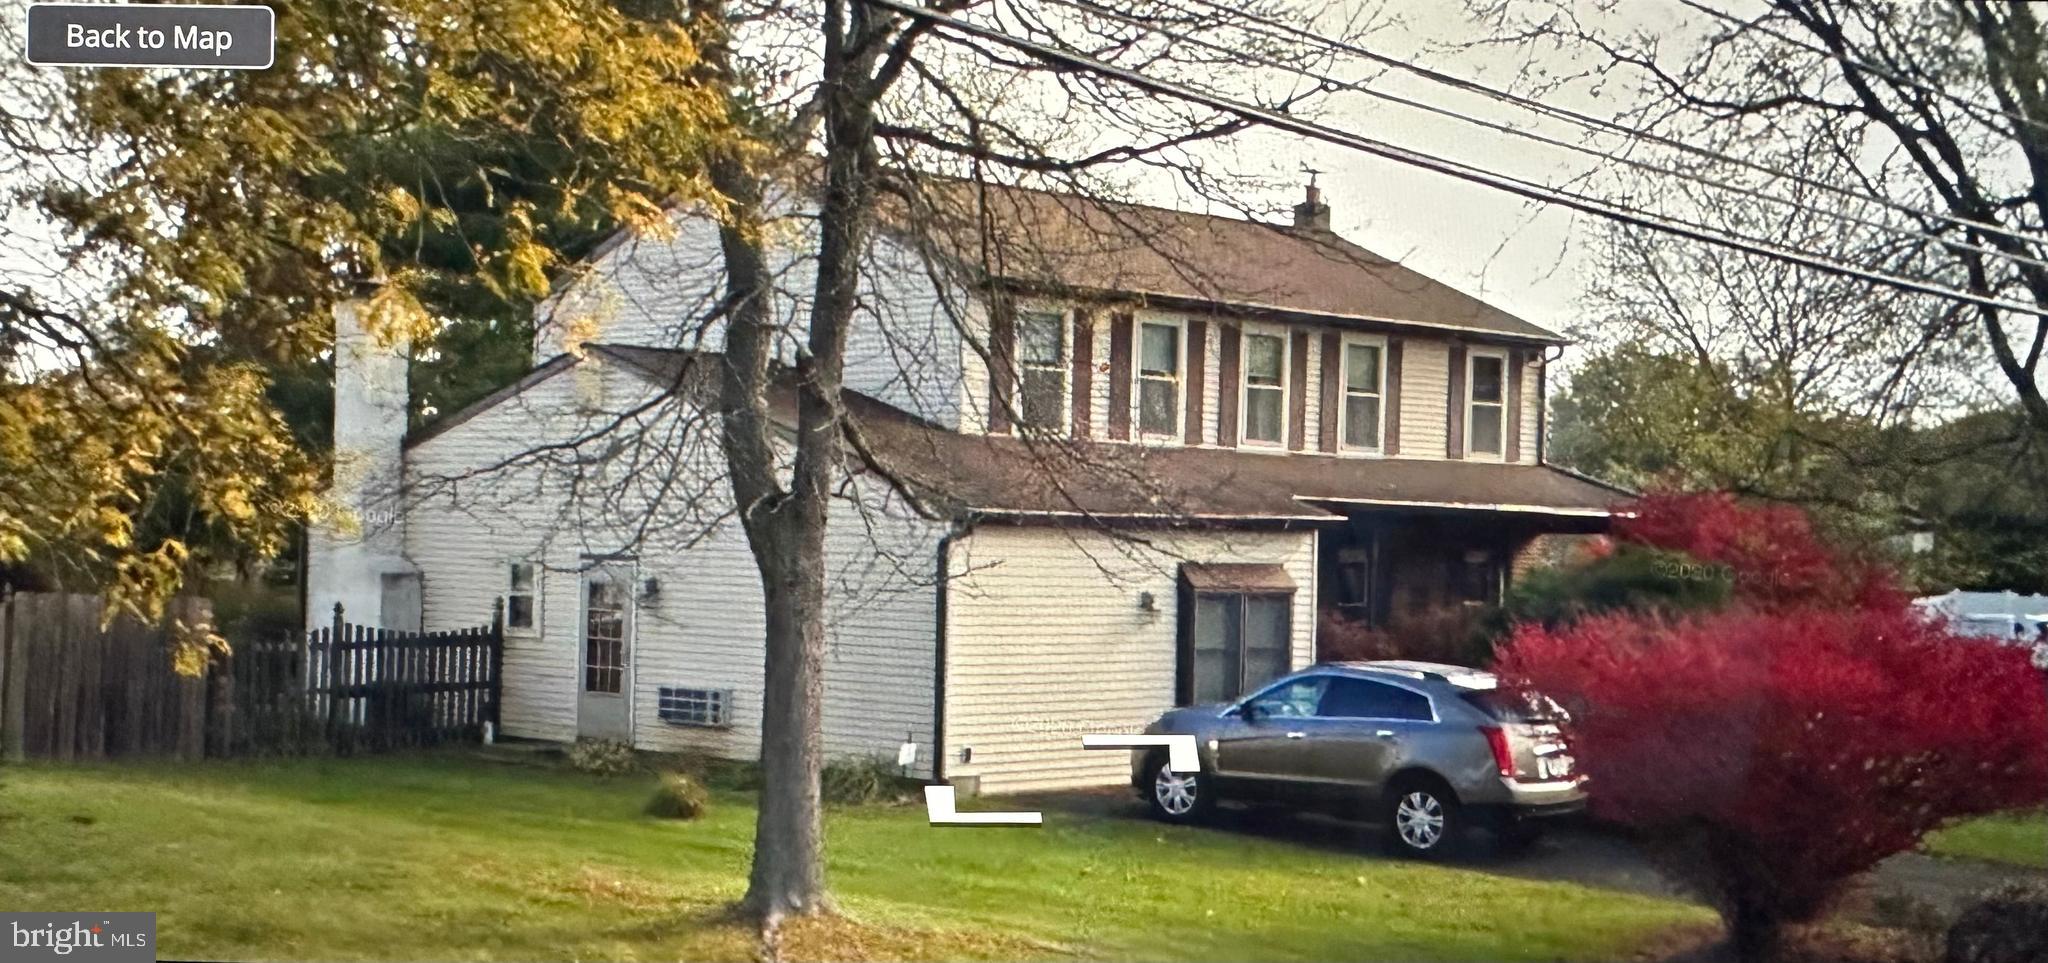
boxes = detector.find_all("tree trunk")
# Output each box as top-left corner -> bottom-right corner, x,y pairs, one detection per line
1727,901 -> 1783,963
739,522 -> 832,923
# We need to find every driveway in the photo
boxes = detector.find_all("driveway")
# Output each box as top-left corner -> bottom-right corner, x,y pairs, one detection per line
1019,788 -> 2044,929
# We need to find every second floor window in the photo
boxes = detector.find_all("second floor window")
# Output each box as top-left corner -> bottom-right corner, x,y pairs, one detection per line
1341,339 -> 1384,451
1017,310 -> 1065,432
1138,321 -> 1181,437
1467,351 -> 1506,457
1243,331 -> 1286,445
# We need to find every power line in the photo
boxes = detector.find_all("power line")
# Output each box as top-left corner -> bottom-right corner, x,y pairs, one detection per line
874,0 -> 2048,319
1170,0 -> 2047,254
1049,0 -> 2048,279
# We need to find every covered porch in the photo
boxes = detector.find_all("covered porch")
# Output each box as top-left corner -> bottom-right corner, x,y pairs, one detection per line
1307,499 -> 1616,653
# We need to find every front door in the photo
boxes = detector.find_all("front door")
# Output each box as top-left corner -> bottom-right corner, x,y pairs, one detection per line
576,567 -> 633,741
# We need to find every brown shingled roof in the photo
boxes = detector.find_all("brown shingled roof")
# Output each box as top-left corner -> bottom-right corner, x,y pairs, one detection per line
592,346 -> 1622,524
910,181 -> 1566,345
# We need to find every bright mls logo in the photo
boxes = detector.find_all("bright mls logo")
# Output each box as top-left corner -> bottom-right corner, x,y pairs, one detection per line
25,4 -> 274,69
4,913 -> 155,962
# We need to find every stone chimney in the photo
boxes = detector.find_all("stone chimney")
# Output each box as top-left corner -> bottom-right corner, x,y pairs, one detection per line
1292,183 -> 1332,232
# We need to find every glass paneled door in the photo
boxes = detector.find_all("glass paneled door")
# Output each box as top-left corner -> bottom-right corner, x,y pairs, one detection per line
577,566 -> 634,741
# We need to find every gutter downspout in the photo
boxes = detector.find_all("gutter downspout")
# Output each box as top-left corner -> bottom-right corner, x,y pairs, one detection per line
1539,345 -> 1564,466
931,520 -> 971,784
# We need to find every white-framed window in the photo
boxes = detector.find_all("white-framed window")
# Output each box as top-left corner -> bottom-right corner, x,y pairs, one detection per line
1016,308 -> 1067,433
1240,328 -> 1288,447
506,561 -> 539,634
1135,319 -> 1184,439
1339,335 -> 1386,453
1466,348 -> 1508,459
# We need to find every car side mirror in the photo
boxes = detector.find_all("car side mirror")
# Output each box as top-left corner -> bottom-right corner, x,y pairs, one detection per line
1240,702 -> 1263,723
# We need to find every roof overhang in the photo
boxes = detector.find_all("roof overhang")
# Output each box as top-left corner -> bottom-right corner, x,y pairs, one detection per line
991,280 -> 1570,348
1298,495 -> 1621,519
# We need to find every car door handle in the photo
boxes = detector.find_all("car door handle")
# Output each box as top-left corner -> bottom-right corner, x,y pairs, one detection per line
1285,731 -> 1306,739
1374,730 -> 1397,739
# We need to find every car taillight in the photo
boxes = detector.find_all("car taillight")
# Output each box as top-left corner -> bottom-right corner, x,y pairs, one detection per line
1480,725 -> 1515,779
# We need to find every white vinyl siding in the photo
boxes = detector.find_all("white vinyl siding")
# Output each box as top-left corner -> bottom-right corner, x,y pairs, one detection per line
1397,339 -> 1449,458
941,526 -> 1317,793
535,200 -> 967,431
1199,320 -> 1222,445
1519,353 -> 1541,464
404,355 -> 944,774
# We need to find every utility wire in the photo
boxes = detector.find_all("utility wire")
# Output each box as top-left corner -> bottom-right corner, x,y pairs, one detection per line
1049,0 -> 2048,278
1170,0 -> 2047,253
873,0 -> 2048,319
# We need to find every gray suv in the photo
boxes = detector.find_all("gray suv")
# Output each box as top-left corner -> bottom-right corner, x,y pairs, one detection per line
1130,660 -> 1586,857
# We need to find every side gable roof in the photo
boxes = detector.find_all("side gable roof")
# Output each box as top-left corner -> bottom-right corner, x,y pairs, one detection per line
908,181 -> 1567,344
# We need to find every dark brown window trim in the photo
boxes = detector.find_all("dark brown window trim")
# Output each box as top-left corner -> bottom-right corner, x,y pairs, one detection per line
1505,348 -> 1524,463
1288,330 -> 1310,452
1070,309 -> 1094,440
1446,342 -> 1467,460
1107,311 -> 1133,441
1174,579 -> 1297,707
1385,339 -> 1403,455
988,298 -> 1016,435
1185,319 -> 1208,445
1318,331 -> 1341,452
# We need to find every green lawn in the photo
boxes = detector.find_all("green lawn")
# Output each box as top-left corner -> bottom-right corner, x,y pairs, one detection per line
0,754 -> 1708,961
1924,810 -> 2048,869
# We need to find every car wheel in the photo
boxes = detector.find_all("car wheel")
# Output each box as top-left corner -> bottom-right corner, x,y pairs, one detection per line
1143,750 -> 1213,824
1383,777 -> 1461,858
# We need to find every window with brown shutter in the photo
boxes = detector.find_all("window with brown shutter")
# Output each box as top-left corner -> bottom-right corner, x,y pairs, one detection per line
1107,312 -> 1133,440
1015,309 -> 1067,435
1185,320 -> 1208,445
1070,310 -> 1094,440
1466,348 -> 1509,459
1338,335 -> 1388,453
1288,330 -> 1310,451
1385,339 -> 1404,455
1240,329 -> 1286,446
987,300 -> 1016,434
1136,320 -> 1184,439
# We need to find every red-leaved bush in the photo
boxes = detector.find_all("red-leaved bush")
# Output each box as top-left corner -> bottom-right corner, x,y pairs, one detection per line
1614,490 -> 1906,613
1498,606 -> 2048,958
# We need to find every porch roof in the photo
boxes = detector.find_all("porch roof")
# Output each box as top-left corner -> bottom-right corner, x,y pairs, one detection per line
590,344 -> 1631,525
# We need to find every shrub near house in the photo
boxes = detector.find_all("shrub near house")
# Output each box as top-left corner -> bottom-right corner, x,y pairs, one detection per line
1494,491 -> 2048,961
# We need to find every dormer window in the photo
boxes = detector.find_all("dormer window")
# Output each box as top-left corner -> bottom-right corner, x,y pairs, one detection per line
1466,349 -> 1507,459
1241,330 -> 1286,446
1136,320 -> 1182,438
1016,310 -> 1067,433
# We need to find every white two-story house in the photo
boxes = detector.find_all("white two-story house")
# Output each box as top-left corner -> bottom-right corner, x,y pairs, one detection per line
308,178 -> 1625,794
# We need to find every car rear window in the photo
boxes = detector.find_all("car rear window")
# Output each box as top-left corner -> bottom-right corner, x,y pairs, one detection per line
1459,688 -> 1556,723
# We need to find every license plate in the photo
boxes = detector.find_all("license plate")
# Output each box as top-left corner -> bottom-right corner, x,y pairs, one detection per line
1537,755 -> 1575,779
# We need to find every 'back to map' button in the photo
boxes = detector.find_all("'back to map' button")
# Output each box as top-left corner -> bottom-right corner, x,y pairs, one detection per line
26,3 -> 274,69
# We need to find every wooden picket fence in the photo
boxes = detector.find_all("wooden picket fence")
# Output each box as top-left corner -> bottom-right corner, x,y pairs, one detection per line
306,603 -> 505,754
0,590 -> 503,761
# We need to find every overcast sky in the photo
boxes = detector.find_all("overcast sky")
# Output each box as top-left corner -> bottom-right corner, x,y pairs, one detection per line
1183,0 -> 1695,346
